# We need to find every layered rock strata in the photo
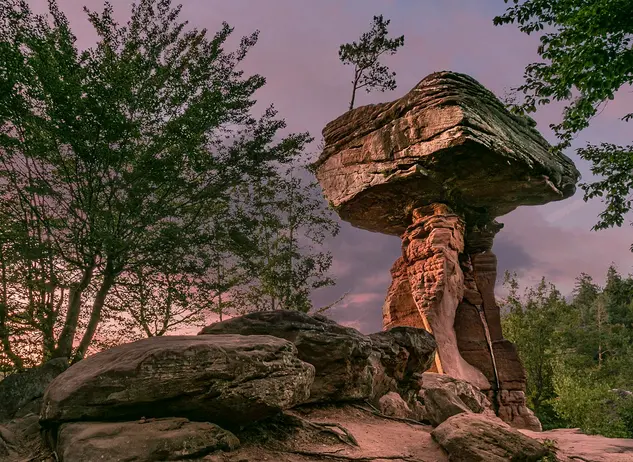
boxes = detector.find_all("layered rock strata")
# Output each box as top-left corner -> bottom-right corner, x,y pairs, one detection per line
313,71 -> 581,431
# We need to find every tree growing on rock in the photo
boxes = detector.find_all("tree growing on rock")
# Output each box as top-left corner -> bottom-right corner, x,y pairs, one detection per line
0,0 -> 312,366
494,0 -> 633,239
339,14 -> 404,111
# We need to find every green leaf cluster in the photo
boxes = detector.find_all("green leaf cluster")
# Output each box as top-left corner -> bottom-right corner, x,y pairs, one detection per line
494,0 -> 633,233
501,266 -> 633,437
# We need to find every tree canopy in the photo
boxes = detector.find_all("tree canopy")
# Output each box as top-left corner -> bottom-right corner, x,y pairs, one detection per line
494,0 -> 633,234
0,0 -> 337,369
501,267 -> 633,437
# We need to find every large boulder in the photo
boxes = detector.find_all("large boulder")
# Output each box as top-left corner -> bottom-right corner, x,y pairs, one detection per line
56,418 -> 239,462
369,327 -> 437,384
368,326 -> 436,403
313,71 -> 579,236
40,335 -> 314,429
199,310 -> 375,402
378,392 -> 425,421
199,311 -> 437,405
431,413 -> 549,462
420,372 -> 493,426
0,358 -> 68,421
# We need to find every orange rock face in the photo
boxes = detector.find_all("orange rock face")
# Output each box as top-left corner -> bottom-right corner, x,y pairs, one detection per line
382,204 -> 541,430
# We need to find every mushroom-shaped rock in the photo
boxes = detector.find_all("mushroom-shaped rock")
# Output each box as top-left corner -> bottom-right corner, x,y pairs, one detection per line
313,71 -> 579,432
314,71 -> 579,236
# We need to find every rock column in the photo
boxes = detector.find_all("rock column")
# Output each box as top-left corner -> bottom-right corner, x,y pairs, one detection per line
395,204 -> 490,390
384,209 -> 542,431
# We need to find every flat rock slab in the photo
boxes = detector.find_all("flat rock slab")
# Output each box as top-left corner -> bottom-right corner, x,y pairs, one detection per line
56,418 -> 239,462
521,428 -> 633,462
431,413 -> 548,462
314,71 -> 580,235
40,335 -> 314,429
199,310 -> 375,402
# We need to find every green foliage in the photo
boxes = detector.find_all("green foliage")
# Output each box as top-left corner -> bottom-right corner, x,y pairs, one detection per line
0,0 -> 336,369
502,266 -> 633,437
338,14 -> 404,110
578,143 -> 633,233
552,367 -> 630,438
232,165 -> 340,314
501,272 -> 568,429
494,0 -> 633,234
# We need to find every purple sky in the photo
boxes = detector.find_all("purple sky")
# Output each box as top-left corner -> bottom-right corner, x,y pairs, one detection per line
29,0 -> 633,333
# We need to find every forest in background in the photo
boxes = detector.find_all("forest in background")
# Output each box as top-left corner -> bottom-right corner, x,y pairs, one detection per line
502,266 -> 633,437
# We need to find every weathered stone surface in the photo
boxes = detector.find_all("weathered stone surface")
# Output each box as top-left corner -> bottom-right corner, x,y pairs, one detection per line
378,392 -> 418,420
199,311 -> 436,406
0,423 -> 16,458
383,257 -> 425,330
420,372 -> 493,426
497,388 -> 542,432
431,413 -> 548,462
423,387 -> 473,427
40,335 -> 314,429
199,310 -> 373,402
314,71 -> 579,236
368,325 -> 436,406
399,204 -> 489,390
56,418 -> 239,462
421,373 -> 492,413
0,358 -> 68,421
369,326 -> 436,384
313,70 -> 580,433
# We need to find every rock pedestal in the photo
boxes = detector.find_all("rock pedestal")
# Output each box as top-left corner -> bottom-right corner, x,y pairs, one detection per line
313,71 -> 581,431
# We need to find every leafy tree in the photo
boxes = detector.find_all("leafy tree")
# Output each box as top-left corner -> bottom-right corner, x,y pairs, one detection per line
234,166 -> 339,313
603,264 -> 633,327
339,14 -> 404,111
500,272 -> 568,429
504,266 -> 633,437
552,366 -> 631,438
0,0 -> 309,365
493,0 -> 633,234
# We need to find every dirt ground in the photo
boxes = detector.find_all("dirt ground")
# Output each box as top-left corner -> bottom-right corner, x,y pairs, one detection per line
204,405 -> 633,462
6,404 -> 633,461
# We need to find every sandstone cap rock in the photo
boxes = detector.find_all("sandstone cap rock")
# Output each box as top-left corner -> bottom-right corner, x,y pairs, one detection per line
314,71 -> 580,235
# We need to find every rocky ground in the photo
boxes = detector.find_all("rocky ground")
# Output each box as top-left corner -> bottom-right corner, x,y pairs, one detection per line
4,403 -> 632,462
1,310 -> 632,462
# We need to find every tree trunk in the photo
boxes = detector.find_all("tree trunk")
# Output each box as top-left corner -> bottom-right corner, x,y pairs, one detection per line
0,244 -> 24,370
53,261 -> 96,359
72,259 -> 117,363
348,69 -> 361,110
42,288 -> 65,361
348,84 -> 357,111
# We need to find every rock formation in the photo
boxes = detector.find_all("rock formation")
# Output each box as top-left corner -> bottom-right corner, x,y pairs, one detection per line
431,413 -> 550,462
313,71 -> 581,431
3,311 -> 632,461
